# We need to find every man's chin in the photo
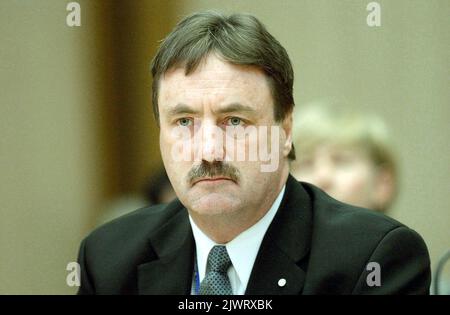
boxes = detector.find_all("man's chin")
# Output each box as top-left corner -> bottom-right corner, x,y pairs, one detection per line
189,193 -> 241,216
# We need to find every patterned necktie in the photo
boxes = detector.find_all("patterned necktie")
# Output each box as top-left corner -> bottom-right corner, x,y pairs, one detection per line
199,245 -> 233,295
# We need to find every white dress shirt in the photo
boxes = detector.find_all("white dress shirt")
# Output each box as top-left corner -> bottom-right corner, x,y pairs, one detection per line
189,185 -> 286,295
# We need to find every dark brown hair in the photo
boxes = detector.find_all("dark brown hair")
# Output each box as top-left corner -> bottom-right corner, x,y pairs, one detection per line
151,11 -> 295,159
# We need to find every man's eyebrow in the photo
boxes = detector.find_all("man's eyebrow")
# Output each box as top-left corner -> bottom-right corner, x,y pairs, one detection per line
167,103 -> 198,116
167,103 -> 256,116
215,103 -> 257,114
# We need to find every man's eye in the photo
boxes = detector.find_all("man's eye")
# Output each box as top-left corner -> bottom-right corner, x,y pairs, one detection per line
177,118 -> 192,126
226,117 -> 243,126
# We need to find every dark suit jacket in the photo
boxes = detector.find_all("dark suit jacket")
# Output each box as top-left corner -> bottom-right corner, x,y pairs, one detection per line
77,175 -> 430,294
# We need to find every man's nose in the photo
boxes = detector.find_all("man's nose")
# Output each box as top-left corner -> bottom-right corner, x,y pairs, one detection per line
196,122 -> 225,162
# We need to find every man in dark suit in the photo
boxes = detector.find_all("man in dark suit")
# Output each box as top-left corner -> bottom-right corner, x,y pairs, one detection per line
77,11 -> 430,295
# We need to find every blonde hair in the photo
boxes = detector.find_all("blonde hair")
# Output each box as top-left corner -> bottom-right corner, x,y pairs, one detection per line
292,101 -> 398,211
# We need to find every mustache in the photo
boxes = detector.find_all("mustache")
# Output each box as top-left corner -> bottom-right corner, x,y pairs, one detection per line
187,161 -> 240,185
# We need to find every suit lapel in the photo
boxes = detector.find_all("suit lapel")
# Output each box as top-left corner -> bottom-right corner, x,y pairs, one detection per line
245,238 -> 307,294
137,202 -> 195,295
246,175 -> 313,295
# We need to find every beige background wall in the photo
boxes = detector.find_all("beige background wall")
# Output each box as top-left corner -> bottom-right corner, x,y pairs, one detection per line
0,0 -> 448,294
0,1 -> 117,294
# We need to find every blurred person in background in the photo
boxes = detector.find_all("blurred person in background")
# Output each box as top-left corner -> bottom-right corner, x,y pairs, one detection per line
291,102 -> 397,214
98,169 -> 176,225
143,169 -> 176,205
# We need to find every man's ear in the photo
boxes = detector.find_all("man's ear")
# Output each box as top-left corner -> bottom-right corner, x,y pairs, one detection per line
281,110 -> 294,158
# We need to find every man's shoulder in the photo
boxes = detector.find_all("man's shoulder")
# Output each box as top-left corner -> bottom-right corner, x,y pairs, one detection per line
293,181 -> 430,294
76,199 -> 189,294
300,181 -> 426,264
302,181 -> 405,236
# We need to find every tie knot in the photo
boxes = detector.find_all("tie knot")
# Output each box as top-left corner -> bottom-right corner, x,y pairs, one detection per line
207,245 -> 232,274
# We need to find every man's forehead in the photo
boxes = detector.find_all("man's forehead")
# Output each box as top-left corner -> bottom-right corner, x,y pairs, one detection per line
159,82 -> 270,109
159,69 -> 271,106
161,54 -> 266,86
161,67 -> 266,90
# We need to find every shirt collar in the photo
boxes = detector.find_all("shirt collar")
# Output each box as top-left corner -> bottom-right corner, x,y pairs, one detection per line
189,185 -> 286,288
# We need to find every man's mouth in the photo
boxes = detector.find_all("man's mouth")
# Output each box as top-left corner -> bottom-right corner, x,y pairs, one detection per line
192,177 -> 235,185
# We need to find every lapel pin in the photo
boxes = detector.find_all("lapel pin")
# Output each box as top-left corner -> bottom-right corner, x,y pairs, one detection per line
278,278 -> 287,287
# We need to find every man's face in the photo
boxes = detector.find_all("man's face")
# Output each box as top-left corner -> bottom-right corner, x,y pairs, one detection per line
292,144 -> 383,210
158,54 -> 292,218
